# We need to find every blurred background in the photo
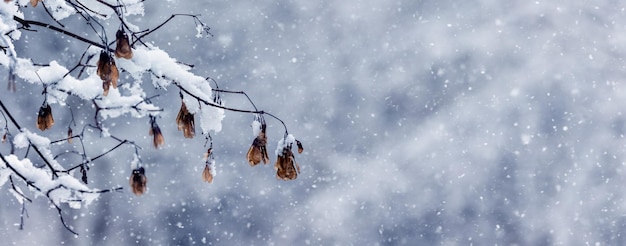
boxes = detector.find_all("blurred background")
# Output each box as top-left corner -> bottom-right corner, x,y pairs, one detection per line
2,0 -> 626,245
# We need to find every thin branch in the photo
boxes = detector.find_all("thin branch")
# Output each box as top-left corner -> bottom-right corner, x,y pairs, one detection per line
175,82 -> 260,114
175,82 -> 290,133
40,1 -> 66,28
19,202 -> 28,230
52,150 -> 83,160
67,140 -> 127,172
131,14 -> 176,46
0,153 -> 41,192
59,124 -> 141,173
131,14 -> 209,47
50,135 -> 80,145
0,99 -> 22,130
212,88 -> 259,111
49,199 -> 77,235
263,112 -> 289,135
72,0 -> 108,18
0,99 -> 59,178
62,46 -> 91,78
12,16 -> 109,51
9,176 -> 32,203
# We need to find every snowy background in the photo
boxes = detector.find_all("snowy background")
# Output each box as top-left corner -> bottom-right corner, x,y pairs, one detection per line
2,0 -> 626,245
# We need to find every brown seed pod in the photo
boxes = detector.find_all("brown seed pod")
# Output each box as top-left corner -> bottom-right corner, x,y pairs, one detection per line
149,121 -> 165,148
96,52 -> 118,96
96,52 -> 111,81
176,102 -> 195,138
30,0 -> 41,7
129,167 -> 147,196
246,124 -> 269,166
36,104 -> 54,131
115,30 -> 133,59
274,147 -> 300,181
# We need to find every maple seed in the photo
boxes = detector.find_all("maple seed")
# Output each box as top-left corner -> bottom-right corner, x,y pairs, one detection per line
96,52 -> 110,79
129,167 -> 147,196
202,164 -> 213,183
176,102 -> 195,138
149,126 -> 165,148
36,104 -> 54,131
246,123 -> 269,166
274,147 -> 300,181
96,52 -> 118,96
149,118 -> 165,148
115,30 -> 133,59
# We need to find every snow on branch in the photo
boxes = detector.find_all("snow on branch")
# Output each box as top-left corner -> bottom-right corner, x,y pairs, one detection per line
0,0 -> 305,235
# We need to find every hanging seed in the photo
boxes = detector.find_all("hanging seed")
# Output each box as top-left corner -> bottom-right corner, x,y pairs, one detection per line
149,116 -> 165,148
129,167 -> 147,196
97,52 -> 118,96
202,164 -> 213,183
36,104 -> 54,131
274,147 -> 300,181
176,102 -> 195,138
115,30 -> 133,59
246,123 -> 269,166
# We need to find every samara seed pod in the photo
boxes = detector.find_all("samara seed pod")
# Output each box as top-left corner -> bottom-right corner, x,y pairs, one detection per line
176,102 -> 195,138
202,164 -> 214,183
36,104 -> 54,131
274,147 -> 300,181
129,167 -> 147,196
115,30 -> 133,59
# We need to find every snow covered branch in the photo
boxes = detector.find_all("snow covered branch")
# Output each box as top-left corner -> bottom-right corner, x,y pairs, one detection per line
0,0 -> 304,235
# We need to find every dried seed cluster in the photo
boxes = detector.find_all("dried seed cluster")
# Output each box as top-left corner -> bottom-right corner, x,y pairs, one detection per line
96,28 -> 133,96
176,101 -> 195,139
149,116 -> 165,148
246,123 -> 269,166
246,119 -> 304,181
129,167 -> 147,196
115,30 -> 133,59
275,144 -> 301,181
36,104 -> 54,131
96,52 -> 119,96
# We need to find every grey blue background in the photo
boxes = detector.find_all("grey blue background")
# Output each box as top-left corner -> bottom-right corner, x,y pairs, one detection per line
1,0 -> 626,245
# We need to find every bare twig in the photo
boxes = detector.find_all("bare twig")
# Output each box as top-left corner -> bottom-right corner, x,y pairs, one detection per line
12,16 -> 109,51
175,82 -> 290,134
0,100 -> 59,179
